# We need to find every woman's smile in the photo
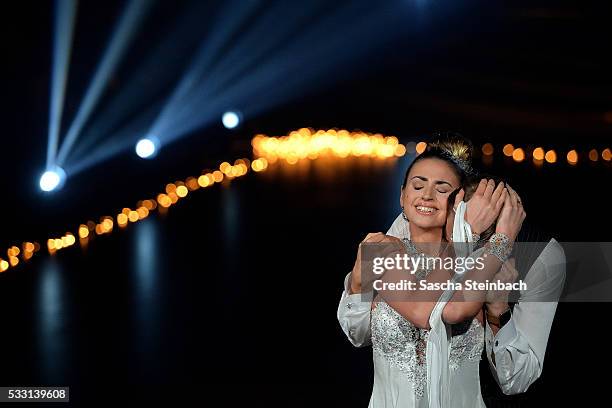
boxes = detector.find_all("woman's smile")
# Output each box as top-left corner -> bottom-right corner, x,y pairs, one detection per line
415,205 -> 438,216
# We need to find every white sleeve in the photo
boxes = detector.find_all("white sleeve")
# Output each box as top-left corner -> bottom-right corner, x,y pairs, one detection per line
484,304 -> 544,394
337,272 -> 372,347
484,239 -> 565,394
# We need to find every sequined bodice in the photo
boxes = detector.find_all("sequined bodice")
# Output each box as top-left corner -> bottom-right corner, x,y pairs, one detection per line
371,300 -> 484,398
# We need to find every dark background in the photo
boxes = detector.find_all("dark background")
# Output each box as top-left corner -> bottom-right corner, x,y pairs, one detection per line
1,0 -> 611,406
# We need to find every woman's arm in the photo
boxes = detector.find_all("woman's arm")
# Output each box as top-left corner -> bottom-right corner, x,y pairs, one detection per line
378,237 -> 507,329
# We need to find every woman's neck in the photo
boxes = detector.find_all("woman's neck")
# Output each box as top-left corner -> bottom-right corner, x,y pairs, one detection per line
409,224 -> 443,255
409,223 -> 442,242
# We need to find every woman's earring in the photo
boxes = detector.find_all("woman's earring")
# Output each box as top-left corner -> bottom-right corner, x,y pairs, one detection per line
401,206 -> 408,221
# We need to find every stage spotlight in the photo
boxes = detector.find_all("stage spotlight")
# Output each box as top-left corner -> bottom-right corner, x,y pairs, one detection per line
39,166 -> 66,192
135,137 -> 159,159
222,111 -> 241,129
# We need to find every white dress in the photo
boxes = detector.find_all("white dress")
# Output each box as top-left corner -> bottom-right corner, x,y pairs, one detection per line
369,298 -> 485,407
339,270 -> 487,408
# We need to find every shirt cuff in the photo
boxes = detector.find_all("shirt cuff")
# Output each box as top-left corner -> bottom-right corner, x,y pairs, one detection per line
341,272 -> 372,312
491,317 -> 518,354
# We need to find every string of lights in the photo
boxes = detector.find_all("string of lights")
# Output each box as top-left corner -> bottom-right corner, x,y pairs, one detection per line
491,143 -> 612,166
1,128 -> 610,273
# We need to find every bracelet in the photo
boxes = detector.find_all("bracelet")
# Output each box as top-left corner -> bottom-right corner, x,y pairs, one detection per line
471,232 -> 481,243
485,233 -> 512,263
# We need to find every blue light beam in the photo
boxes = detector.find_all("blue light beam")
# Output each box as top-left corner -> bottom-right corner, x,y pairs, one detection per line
46,0 -> 77,170
56,0 -> 153,166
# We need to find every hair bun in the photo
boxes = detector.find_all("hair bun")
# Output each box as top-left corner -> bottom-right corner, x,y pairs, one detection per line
427,131 -> 473,162
427,131 -> 475,175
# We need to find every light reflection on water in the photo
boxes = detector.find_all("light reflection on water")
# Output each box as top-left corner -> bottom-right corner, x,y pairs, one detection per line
131,218 -> 161,365
36,257 -> 68,384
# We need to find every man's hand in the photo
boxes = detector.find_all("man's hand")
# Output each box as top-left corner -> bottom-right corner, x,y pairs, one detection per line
350,233 -> 403,294
495,185 -> 526,242
462,179 -> 507,235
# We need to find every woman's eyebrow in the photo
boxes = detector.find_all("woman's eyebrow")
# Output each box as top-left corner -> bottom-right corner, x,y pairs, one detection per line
410,176 -> 453,187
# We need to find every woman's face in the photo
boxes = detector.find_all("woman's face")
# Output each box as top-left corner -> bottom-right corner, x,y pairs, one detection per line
400,158 -> 460,231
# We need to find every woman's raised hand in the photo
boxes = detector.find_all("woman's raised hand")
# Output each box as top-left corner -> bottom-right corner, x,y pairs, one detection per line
462,179 -> 507,234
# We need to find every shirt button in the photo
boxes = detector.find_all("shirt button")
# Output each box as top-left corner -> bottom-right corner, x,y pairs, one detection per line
349,329 -> 355,336
347,302 -> 353,309
495,340 -> 499,347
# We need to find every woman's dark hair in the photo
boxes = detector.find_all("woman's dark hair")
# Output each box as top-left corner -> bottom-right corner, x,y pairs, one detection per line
401,131 -> 475,190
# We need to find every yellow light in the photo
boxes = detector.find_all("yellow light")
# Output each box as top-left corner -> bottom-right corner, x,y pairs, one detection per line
142,200 -> 155,210
137,207 -> 149,219
481,143 -> 494,156
197,174 -> 211,187
532,147 -> 544,161
168,192 -> 178,203
9,256 -> 18,267
589,149 -> 598,162
23,242 -> 35,253
545,150 -> 557,163
54,238 -> 63,249
212,170 -> 223,182
65,234 -> 76,246
47,239 -> 56,251
8,246 -> 20,257
220,161 -> 232,174
394,144 -> 406,157
0,259 -> 8,272
176,185 -> 188,197
23,251 -> 33,261
157,194 -> 171,208
186,177 -> 199,191
503,144 -> 514,157
128,210 -> 139,222
416,142 -> 427,154
78,224 -> 89,238
95,225 -> 104,235
121,207 -> 131,215
386,136 -> 399,146
117,213 -> 128,226
512,148 -> 525,162
165,183 -> 177,194
61,235 -> 70,246
602,148 -> 612,161
102,218 -> 113,232
259,157 -> 268,169
567,150 -> 578,165
235,158 -> 251,168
